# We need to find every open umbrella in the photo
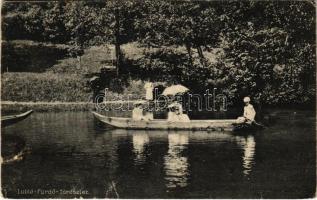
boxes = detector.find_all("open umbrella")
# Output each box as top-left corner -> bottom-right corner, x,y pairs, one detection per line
133,100 -> 147,106
162,84 -> 189,96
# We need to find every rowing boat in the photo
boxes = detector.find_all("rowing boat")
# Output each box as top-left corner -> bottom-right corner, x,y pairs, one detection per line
92,111 -> 237,131
232,121 -> 265,132
1,110 -> 33,127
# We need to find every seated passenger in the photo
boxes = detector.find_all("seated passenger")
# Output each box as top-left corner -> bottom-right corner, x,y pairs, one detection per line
144,110 -> 154,120
133,101 -> 153,121
178,113 -> 190,122
132,102 -> 146,121
167,109 -> 179,122
167,101 -> 190,122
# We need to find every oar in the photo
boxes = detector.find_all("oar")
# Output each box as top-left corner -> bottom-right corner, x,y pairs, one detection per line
253,121 -> 266,129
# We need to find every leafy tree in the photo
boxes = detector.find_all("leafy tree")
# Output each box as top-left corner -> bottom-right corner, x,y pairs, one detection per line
94,0 -> 139,74
42,2 -> 68,43
218,1 -> 315,106
64,1 -> 101,67
1,0 -> 315,107
135,0 -> 220,67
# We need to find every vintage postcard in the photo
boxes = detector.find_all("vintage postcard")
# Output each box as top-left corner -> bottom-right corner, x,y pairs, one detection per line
1,0 -> 316,198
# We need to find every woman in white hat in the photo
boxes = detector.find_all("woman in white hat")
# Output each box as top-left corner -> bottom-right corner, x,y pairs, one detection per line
167,101 -> 190,122
236,97 -> 256,124
132,101 -> 147,121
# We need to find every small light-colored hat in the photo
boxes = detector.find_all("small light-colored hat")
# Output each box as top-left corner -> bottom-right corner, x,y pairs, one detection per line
133,100 -> 147,106
243,97 -> 251,103
168,102 -> 180,108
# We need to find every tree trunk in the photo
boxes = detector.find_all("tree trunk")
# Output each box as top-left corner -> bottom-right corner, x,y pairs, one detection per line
196,46 -> 206,68
115,42 -> 121,76
114,8 -> 121,76
186,43 -> 193,66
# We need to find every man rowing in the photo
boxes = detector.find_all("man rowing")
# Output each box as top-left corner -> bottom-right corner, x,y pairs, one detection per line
236,96 -> 256,124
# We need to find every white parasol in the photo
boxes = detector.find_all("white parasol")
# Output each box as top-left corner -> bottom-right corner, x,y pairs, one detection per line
162,84 -> 189,96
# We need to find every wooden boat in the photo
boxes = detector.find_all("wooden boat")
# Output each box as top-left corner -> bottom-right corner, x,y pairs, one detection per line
232,122 -> 265,132
1,110 -> 33,127
92,111 -> 237,131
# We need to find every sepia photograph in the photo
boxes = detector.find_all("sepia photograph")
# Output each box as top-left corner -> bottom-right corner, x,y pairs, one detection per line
1,0 -> 316,198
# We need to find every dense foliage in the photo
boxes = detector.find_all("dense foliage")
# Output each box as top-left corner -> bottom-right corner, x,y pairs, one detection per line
2,0 -> 315,106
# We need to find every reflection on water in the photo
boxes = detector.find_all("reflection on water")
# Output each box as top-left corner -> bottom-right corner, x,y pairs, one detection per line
132,133 -> 149,164
164,133 -> 189,189
235,135 -> 256,176
1,111 -> 315,198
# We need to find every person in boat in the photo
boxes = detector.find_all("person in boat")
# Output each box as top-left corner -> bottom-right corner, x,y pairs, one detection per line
143,103 -> 154,121
132,101 -> 146,121
167,101 -> 190,122
236,97 -> 256,124
132,101 -> 153,121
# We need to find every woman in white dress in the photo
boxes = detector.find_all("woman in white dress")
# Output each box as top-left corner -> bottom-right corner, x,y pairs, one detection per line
167,101 -> 190,122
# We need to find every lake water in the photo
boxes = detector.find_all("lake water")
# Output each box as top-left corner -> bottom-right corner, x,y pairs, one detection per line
1,111 -> 316,198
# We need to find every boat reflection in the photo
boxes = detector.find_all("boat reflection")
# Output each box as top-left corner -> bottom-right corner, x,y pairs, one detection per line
107,129 -> 256,182
132,132 -> 150,164
235,135 -> 256,176
164,132 -> 189,189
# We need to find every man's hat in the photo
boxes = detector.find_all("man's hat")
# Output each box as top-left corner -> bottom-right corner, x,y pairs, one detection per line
243,97 -> 251,103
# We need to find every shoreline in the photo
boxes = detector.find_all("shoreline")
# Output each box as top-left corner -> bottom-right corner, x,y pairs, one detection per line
1,100 -> 144,105
1,101 -> 315,115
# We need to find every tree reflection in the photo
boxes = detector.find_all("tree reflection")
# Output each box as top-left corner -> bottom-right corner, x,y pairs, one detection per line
164,132 -> 189,189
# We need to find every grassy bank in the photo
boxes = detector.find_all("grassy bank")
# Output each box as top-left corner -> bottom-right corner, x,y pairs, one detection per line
1,72 -> 152,102
1,72 -> 90,102
2,40 -> 69,73
1,101 -> 139,112
1,40 -> 161,104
